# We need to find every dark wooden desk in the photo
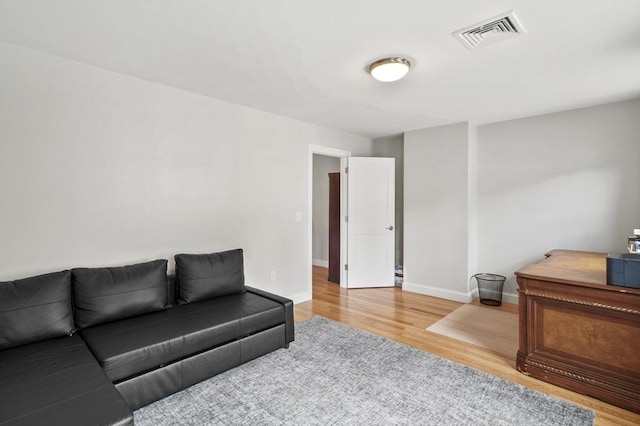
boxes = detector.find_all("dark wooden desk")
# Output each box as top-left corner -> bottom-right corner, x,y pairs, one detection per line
515,250 -> 640,413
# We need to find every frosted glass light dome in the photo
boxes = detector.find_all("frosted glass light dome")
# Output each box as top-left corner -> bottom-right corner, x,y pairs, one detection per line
369,57 -> 411,82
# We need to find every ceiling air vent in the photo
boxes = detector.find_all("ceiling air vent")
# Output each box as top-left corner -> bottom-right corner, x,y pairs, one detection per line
453,11 -> 525,50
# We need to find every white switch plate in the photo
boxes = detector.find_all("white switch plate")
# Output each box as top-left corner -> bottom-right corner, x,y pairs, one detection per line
295,212 -> 302,222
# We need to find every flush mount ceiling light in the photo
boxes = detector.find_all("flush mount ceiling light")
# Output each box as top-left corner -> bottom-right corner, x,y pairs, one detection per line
368,57 -> 411,82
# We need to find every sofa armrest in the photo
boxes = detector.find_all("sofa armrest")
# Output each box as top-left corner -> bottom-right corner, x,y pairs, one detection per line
245,286 -> 294,344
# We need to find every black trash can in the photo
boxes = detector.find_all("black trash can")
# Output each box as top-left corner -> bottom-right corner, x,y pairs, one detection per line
473,273 -> 506,306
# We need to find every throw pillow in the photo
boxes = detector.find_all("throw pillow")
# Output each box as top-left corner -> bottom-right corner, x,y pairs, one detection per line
175,249 -> 245,304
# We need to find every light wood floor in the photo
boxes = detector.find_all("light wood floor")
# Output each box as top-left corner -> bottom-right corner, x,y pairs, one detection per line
294,266 -> 640,426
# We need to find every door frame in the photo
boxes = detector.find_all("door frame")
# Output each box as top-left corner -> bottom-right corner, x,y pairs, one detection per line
307,145 -> 351,298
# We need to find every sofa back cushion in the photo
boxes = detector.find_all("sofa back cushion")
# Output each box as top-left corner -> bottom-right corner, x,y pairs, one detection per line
175,249 -> 245,304
0,270 -> 74,350
72,259 -> 168,329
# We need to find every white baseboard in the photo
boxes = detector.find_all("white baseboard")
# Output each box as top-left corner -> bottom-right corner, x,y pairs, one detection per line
501,292 -> 519,304
402,281 -> 474,303
290,291 -> 312,304
403,281 -> 519,305
469,287 -> 479,301
312,259 -> 329,268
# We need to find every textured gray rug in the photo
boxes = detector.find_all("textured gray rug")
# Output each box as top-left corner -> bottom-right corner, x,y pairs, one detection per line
134,316 -> 595,425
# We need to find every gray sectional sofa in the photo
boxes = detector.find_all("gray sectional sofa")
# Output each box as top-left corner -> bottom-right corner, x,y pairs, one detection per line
0,249 -> 294,425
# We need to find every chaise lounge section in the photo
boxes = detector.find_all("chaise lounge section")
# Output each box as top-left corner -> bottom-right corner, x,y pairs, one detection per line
0,334 -> 133,426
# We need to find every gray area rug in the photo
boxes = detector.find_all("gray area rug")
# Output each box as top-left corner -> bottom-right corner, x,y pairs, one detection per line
134,316 -> 595,425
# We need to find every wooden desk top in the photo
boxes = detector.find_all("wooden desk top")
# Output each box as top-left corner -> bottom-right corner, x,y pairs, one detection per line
515,249 -> 640,294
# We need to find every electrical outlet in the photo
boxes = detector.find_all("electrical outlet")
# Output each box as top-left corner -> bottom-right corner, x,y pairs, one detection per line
270,270 -> 276,281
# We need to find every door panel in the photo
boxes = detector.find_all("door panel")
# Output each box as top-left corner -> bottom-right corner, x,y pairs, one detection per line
347,157 -> 395,288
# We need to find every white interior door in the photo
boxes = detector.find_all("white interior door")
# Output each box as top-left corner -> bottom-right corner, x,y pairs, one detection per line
347,157 -> 395,288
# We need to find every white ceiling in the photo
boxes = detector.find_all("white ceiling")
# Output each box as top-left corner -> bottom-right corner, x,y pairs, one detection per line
1,0 -> 639,138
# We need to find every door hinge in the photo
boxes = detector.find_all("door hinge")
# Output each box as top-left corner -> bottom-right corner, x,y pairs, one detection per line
345,215 -> 348,222
344,264 -> 348,271
345,167 -> 348,173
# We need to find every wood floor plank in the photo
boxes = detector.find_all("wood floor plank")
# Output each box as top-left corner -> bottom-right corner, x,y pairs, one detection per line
293,266 -> 640,426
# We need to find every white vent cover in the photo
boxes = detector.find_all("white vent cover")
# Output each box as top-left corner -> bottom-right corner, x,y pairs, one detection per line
453,11 -> 525,50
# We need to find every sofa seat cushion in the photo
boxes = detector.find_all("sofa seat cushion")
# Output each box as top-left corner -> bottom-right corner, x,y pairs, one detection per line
79,291 -> 284,383
0,335 -> 132,426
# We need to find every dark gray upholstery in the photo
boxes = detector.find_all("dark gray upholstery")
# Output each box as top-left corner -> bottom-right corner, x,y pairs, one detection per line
0,254 -> 294,422
175,249 -> 245,303
80,291 -> 286,408
0,270 -> 73,350
0,335 -> 133,426
114,324 -> 288,410
246,286 -> 295,344
72,259 -> 169,329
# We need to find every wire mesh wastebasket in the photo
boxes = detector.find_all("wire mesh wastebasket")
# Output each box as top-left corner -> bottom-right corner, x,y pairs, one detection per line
472,273 -> 506,306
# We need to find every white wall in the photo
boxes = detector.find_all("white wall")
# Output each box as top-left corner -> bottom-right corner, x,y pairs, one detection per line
312,154 -> 340,266
403,99 -> 639,304
0,42 -> 373,302
403,122 -> 476,301
372,134 -> 404,268
478,99 -> 640,296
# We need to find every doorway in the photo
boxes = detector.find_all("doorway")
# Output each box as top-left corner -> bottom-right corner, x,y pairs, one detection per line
307,145 -> 400,298
312,155 -> 341,283
307,145 -> 350,299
